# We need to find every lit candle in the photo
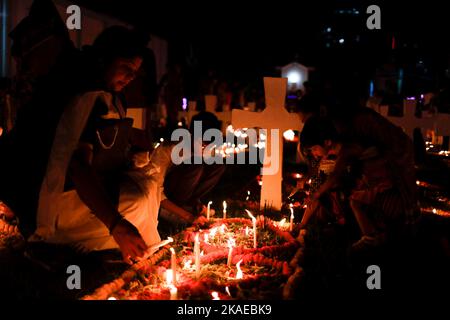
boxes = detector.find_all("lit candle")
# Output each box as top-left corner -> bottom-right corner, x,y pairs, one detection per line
246,190 -> 250,201
169,285 -> 178,300
148,237 -> 173,252
289,205 -> 294,232
236,259 -> 243,279
223,201 -> 227,219
227,238 -> 235,267
207,201 -> 213,220
194,233 -> 200,278
142,237 -> 174,260
170,247 -> 177,285
246,210 -> 257,249
245,226 -> 249,236
432,208 -> 437,214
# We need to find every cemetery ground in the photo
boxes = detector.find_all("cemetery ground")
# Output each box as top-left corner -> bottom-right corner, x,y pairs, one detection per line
0,153 -> 450,302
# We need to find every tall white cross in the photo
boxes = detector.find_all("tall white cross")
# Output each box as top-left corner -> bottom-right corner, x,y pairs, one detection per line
232,77 -> 301,210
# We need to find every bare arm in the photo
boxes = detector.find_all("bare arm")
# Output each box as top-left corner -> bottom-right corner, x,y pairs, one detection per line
68,144 -> 147,263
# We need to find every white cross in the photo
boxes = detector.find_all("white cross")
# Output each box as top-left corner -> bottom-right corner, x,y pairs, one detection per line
380,100 -> 450,138
232,77 -> 301,210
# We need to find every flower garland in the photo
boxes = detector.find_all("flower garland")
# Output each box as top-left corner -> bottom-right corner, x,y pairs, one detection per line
81,247 -> 169,300
83,215 -> 304,300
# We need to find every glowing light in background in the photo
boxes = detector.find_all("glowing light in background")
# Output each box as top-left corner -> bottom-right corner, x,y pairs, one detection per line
283,129 -> 295,141
369,80 -> 374,97
211,291 -> 220,300
287,71 -> 301,85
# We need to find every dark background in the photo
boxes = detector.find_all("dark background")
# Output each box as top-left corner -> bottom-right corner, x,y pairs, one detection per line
71,0 -> 450,90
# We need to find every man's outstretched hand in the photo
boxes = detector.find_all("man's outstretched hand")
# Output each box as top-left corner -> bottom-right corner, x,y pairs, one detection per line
111,218 -> 148,264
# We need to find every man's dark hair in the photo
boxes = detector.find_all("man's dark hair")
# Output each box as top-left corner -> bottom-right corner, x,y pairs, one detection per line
91,26 -> 148,63
300,116 -> 338,148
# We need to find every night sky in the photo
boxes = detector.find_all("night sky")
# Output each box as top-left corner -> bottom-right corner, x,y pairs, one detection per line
73,0 -> 450,90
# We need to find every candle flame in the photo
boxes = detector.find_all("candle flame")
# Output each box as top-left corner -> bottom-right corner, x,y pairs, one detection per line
225,286 -> 231,297
208,201 -> 213,206
433,208 -> 437,214
416,180 -> 420,185
283,129 -> 295,141
223,201 -> 227,210
211,291 -> 220,300
236,259 -> 244,279
303,204 -> 308,209
245,209 -> 256,221
245,226 -> 249,236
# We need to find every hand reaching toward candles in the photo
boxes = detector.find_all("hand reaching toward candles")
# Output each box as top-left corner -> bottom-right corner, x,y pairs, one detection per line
110,218 -> 148,264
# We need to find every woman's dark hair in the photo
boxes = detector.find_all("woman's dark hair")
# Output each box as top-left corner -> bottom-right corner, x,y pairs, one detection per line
91,26 -> 148,63
300,116 -> 338,149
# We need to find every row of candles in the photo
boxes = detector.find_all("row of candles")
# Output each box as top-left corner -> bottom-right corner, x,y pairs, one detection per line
207,199 -> 296,228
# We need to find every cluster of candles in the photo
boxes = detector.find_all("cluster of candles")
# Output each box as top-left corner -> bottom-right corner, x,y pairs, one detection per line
142,201 -> 296,301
